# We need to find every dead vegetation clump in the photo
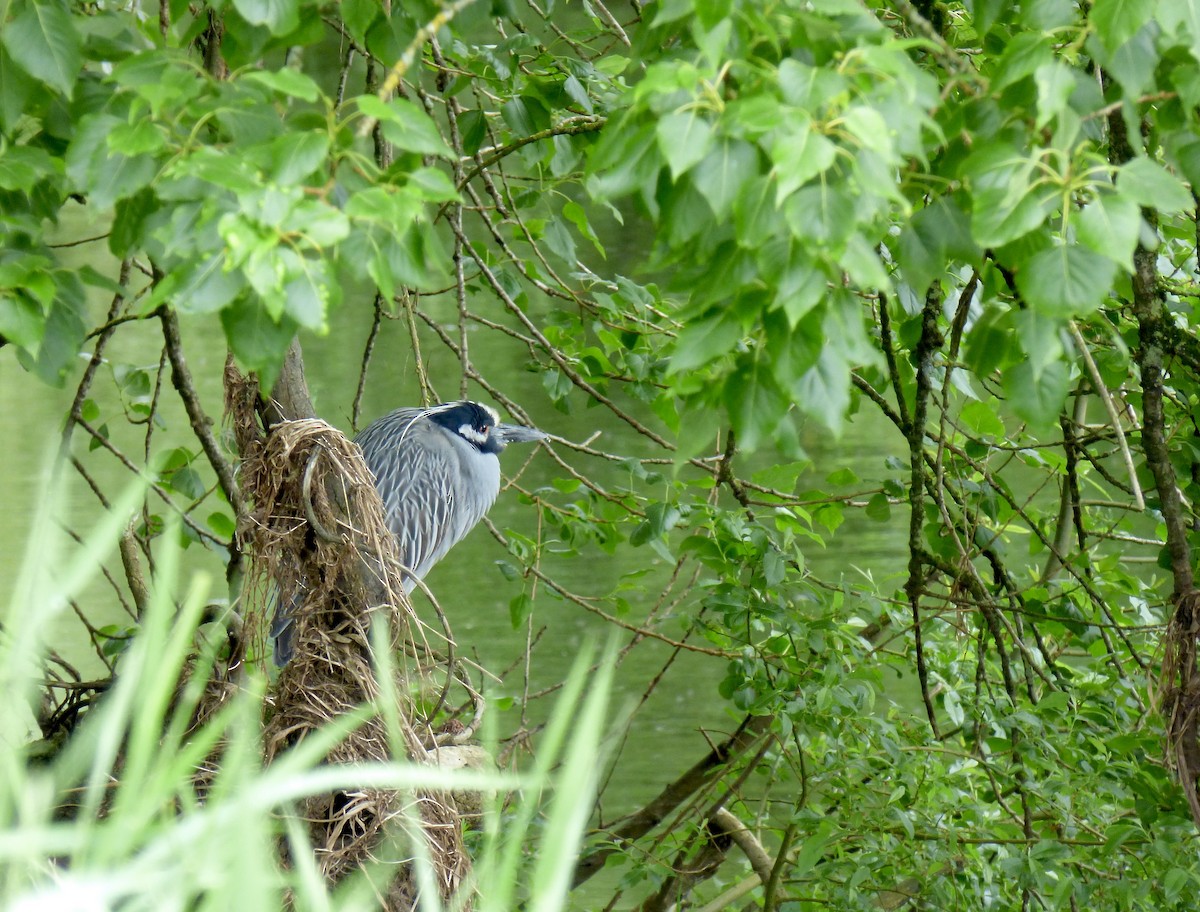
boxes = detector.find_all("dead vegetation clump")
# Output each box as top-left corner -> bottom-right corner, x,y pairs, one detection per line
215,365 -> 471,909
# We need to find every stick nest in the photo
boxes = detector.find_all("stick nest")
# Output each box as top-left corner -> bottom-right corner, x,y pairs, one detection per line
220,365 -> 470,909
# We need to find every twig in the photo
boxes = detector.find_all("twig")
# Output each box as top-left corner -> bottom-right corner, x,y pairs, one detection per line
60,259 -> 132,459
572,715 -> 772,888
161,308 -> 244,516
75,417 -> 226,547
119,523 -> 151,619
1067,320 -> 1143,509
707,808 -> 774,885
402,292 -> 437,405
352,291 -> 385,433
357,0 -> 479,138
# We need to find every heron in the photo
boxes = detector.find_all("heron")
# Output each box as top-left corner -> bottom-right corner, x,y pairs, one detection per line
272,400 -> 546,663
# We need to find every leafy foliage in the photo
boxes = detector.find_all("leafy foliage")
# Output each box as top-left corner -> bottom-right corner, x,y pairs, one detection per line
5,0 -> 1200,909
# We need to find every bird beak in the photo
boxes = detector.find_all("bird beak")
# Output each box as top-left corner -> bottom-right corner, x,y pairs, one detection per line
495,423 -> 548,445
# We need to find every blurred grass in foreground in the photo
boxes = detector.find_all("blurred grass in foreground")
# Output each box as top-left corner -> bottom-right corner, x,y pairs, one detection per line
0,476 -> 611,911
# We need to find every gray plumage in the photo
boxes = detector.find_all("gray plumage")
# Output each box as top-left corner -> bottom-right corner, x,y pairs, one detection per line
272,400 -> 545,663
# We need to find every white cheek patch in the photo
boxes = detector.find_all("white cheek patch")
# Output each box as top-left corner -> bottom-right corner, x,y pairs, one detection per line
459,424 -> 489,446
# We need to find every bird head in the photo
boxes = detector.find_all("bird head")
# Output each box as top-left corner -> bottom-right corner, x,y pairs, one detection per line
427,401 -> 547,454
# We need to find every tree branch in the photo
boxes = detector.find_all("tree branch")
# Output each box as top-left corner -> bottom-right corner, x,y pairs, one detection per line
906,284 -> 943,737
571,715 -> 771,888
161,309 -> 244,518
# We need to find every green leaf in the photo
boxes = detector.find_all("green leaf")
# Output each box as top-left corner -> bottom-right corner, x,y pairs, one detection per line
268,132 -> 330,184
362,227 -> 448,295
895,197 -> 980,293
969,0 -> 1007,37
841,234 -> 890,290
1,0 -> 82,96
842,105 -> 893,157
291,198 -> 350,246
793,347 -> 850,433
826,467 -> 858,486
1027,0 -> 1075,30
283,265 -> 330,332
894,214 -> 945,294
207,511 -> 237,539
1106,24 -> 1157,95
960,399 -> 1006,436
1016,244 -> 1116,316
963,145 -> 1053,247
494,559 -> 521,582
784,183 -> 856,249
23,281 -> 86,386
92,155 -> 158,212
1034,62 -> 1075,129
406,166 -> 460,202
241,68 -> 322,102
0,44 -> 34,132
542,218 -> 576,264
1014,310 -> 1066,377
1075,192 -> 1140,273
457,109 -> 488,156
562,200 -> 605,258
0,145 -> 62,190
108,121 -> 166,157
66,114 -> 159,210
0,292 -> 46,352
1173,138 -> 1200,190
1117,157 -> 1193,214
1003,359 -> 1069,426
219,297 -> 298,390
562,73 -> 592,113
167,465 -> 206,500
668,306 -> 744,374
770,119 -> 837,203
692,139 -> 757,219
992,33 -> 1053,90
865,492 -> 891,522
231,0 -> 299,35
341,0 -> 381,43
772,254 -> 827,327
777,59 -> 820,108
724,353 -> 786,452
509,592 -> 532,627
586,122 -> 658,200
358,96 -> 455,159
171,147 -> 261,194
650,0 -> 692,25
501,96 -> 537,136
656,111 -> 714,180
792,819 -> 836,878
174,255 -> 246,315
345,185 -> 422,226
630,502 -> 681,546
1090,0 -> 1155,53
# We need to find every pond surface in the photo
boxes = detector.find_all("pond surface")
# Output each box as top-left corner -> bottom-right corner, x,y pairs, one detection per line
0,215 -> 909,825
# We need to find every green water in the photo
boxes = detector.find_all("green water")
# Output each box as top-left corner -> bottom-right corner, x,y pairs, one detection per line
3,343 -> 903,810
0,221 -> 908,822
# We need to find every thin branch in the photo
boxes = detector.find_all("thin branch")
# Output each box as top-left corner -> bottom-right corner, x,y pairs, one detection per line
60,259 -> 132,459
161,308 -> 243,516
352,292 -> 385,433
906,284 -> 943,737
1068,320 -> 1143,510
572,715 -> 772,888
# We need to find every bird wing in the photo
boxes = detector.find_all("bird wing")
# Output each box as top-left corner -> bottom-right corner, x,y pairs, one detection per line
355,408 -> 478,589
